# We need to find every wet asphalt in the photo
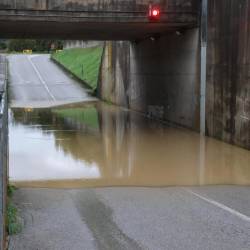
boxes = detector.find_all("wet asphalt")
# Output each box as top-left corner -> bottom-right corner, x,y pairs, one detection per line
9,187 -> 250,250
8,54 -> 95,108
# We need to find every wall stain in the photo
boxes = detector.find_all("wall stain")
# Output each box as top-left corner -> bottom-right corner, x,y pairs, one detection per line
207,0 -> 250,149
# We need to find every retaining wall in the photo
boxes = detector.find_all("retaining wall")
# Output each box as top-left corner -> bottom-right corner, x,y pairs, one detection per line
206,0 -> 250,149
99,29 -> 200,131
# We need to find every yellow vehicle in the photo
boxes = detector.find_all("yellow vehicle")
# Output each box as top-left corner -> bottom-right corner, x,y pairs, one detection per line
24,108 -> 33,112
23,49 -> 32,54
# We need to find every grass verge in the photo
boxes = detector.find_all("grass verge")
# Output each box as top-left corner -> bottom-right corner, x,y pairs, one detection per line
51,46 -> 103,91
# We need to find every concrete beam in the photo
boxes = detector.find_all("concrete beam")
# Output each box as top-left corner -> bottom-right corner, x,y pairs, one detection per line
0,0 -> 199,40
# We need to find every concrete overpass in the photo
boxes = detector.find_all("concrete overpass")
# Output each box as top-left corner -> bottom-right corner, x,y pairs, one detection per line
0,0 -> 199,40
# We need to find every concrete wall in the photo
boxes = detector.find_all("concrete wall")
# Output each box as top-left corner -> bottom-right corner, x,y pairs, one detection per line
99,29 -> 200,130
206,0 -> 250,149
99,0 -> 250,150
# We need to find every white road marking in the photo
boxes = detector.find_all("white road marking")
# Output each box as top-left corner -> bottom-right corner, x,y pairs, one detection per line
27,55 -> 56,101
185,188 -> 250,223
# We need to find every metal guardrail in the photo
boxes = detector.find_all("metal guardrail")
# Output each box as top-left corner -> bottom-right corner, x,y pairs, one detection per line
0,55 -> 8,250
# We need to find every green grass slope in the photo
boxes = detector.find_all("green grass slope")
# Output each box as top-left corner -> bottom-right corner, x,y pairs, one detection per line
52,46 -> 103,91
53,107 -> 99,130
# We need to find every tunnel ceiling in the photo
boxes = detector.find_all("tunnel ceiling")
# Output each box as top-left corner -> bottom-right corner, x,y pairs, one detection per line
0,19 -> 198,40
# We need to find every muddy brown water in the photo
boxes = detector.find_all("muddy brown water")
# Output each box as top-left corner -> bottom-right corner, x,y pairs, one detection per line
9,102 -> 250,188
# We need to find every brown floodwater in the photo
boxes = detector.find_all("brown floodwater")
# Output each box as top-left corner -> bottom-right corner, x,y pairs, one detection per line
9,102 -> 250,188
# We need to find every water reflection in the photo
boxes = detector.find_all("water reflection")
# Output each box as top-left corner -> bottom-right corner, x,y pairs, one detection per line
9,102 -> 250,188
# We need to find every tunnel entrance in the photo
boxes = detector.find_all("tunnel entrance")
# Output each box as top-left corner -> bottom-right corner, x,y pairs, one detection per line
3,0 -> 249,188
0,0 -> 202,132
6,37 -> 250,188
2,1 -> 250,250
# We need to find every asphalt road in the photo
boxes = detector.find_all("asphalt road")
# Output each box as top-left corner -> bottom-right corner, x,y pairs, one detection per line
9,186 -> 250,250
8,54 -> 95,107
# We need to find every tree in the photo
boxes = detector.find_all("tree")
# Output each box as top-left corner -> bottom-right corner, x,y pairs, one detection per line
7,39 -> 64,52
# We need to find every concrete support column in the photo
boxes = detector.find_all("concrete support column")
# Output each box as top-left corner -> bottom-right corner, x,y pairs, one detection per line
200,0 -> 208,135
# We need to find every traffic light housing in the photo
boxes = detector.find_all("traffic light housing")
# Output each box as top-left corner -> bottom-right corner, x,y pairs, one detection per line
148,4 -> 160,21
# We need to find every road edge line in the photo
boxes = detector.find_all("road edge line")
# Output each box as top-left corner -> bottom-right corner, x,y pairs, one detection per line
184,188 -> 250,223
27,55 -> 56,101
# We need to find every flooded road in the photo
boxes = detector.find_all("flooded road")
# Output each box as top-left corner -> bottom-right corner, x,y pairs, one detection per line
9,102 -> 250,188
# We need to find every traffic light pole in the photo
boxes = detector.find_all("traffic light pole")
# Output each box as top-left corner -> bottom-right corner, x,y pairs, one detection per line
200,0 -> 208,135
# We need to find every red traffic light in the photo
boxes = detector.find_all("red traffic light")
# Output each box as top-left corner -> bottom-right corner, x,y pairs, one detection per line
152,9 -> 160,17
148,5 -> 160,21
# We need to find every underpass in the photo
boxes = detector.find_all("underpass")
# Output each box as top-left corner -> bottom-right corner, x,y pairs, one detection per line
0,0 -> 250,249
7,54 -> 250,250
